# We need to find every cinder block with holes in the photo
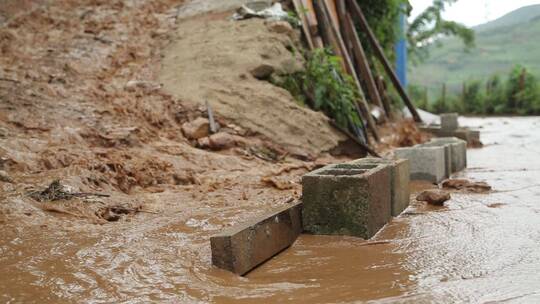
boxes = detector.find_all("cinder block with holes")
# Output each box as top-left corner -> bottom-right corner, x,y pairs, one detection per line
302,164 -> 391,239
343,157 -> 410,216
210,201 -> 303,275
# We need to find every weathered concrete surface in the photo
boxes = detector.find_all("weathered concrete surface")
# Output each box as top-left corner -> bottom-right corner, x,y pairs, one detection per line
302,165 -> 391,239
440,113 -> 459,131
420,124 -> 480,146
419,142 -> 452,178
430,137 -> 467,172
394,146 -> 446,183
211,201 -> 303,275
343,158 -> 410,217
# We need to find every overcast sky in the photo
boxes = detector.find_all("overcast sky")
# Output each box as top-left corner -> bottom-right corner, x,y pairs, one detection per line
410,0 -> 540,27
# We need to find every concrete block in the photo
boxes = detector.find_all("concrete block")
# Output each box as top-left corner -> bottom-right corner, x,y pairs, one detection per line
440,113 -> 459,132
429,137 -> 467,172
302,164 -> 391,239
210,201 -> 303,275
342,158 -> 410,217
394,146 -> 446,183
418,142 -> 452,178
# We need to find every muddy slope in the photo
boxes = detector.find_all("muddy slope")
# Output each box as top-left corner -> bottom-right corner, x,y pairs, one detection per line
160,14 -> 348,156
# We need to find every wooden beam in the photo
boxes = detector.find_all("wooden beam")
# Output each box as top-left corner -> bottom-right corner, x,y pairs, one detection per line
314,0 -> 380,141
292,0 -> 314,50
342,12 -> 387,120
302,0 -> 324,48
346,0 -> 422,123
376,75 -> 394,120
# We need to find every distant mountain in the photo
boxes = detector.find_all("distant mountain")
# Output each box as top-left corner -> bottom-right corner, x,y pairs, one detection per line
410,4 -> 540,94
475,4 -> 540,32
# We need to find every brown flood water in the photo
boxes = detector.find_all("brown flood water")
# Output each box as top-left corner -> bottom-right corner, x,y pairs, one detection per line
2,117 -> 540,303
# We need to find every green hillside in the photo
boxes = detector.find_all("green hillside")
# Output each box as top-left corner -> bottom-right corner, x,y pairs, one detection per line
410,4 -> 540,94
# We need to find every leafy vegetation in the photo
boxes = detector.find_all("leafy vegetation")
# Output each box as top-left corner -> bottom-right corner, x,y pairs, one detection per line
272,48 -> 363,130
356,0 -> 474,62
412,65 -> 540,115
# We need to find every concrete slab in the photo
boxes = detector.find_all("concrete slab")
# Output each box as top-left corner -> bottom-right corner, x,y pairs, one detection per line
302,164 -> 391,239
429,137 -> 467,172
394,146 -> 446,183
210,201 -> 303,275
440,113 -> 459,132
342,158 -> 410,217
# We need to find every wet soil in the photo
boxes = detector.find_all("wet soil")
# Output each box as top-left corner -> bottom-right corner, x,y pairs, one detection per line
244,117 -> 540,303
2,0 -> 538,303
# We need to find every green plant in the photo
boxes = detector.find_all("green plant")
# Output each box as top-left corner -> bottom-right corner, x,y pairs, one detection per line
506,65 -> 540,114
272,49 -> 363,130
354,0 -> 474,64
484,75 -> 506,114
408,84 -> 428,110
462,80 -> 484,114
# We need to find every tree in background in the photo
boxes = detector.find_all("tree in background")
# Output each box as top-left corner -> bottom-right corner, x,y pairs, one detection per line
407,0 -> 475,63
356,0 -> 475,63
506,65 -> 540,115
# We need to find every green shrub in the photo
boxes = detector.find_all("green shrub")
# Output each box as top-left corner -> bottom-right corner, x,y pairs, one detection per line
272,48 -> 363,130
506,65 -> 540,115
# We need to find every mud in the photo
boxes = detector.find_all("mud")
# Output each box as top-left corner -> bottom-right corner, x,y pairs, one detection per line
1,0 -> 539,302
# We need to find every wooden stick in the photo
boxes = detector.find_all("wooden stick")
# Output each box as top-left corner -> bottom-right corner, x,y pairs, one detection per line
314,0 -> 380,141
302,0 -> 324,48
376,76 -> 394,120
292,0 -> 314,50
342,12 -> 387,119
346,0 -> 423,123
329,120 -> 381,158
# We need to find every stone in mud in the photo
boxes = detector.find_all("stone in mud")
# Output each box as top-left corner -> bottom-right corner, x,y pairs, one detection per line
266,20 -> 293,34
429,137 -> 467,172
341,158 -> 410,217
210,201 -> 303,275
394,146 -> 446,183
181,117 -> 209,140
440,113 -> 459,132
208,132 -> 236,150
302,164 -> 391,239
0,170 -> 13,183
442,179 -> 492,193
416,190 -> 450,206
250,64 -> 275,80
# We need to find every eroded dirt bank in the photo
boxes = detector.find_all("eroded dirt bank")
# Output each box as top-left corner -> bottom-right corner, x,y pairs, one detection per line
3,0 -> 538,303
0,0 -> 347,302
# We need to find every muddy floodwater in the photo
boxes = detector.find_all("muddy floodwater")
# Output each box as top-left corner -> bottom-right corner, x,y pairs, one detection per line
2,117 -> 540,303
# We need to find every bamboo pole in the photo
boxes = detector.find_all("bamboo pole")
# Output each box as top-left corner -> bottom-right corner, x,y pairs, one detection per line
346,0 -> 422,123
376,75 -> 394,120
313,0 -> 380,141
342,11 -> 387,119
292,0 -> 314,50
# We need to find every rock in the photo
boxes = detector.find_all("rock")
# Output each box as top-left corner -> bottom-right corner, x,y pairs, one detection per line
266,21 -> 293,34
197,136 -> 210,148
182,117 -> 209,140
416,190 -> 451,206
441,178 -> 471,190
0,170 -> 13,183
441,179 -> 492,193
466,181 -> 492,193
250,64 -> 275,80
209,132 -> 236,150
0,127 -> 8,138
